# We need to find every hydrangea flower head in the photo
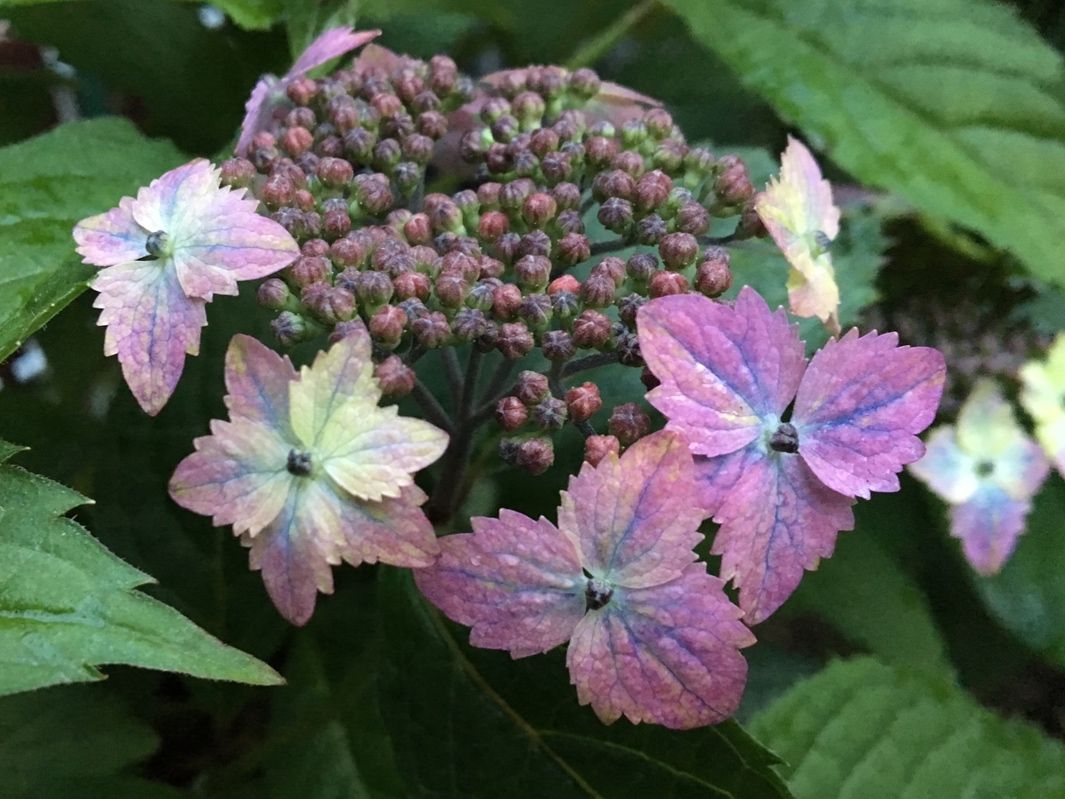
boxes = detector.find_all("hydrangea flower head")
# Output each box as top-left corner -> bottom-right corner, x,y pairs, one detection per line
910,381 -> 1049,574
73,158 -> 299,415
237,26 -> 381,156
415,431 -> 754,730
169,326 -> 448,625
1019,332 -> 1065,477
755,136 -> 842,333
637,287 -> 945,623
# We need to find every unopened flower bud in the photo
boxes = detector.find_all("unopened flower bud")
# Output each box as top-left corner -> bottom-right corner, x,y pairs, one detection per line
316,156 -> 354,188
513,370 -> 549,406
548,274 -> 581,295
612,150 -> 645,178
402,133 -> 434,165
356,270 -> 394,306
286,76 -> 317,106
626,253 -> 659,283
496,396 -> 529,431
609,402 -> 650,446
369,305 -> 406,348
571,310 -> 612,349
616,329 -> 642,367
393,270 -> 431,301
581,275 -> 616,308
271,311 -> 310,347
257,278 -> 291,311
695,247 -> 732,297
566,382 -> 602,422
497,322 -> 535,359
550,182 -> 581,212
466,279 -> 497,312
653,139 -> 687,172
541,330 -> 575,361
521,193 -> 557,229
281,126 -> 314,157
551,290 -> 580,322
373,139 -> 403,171
478,210 -> 509,242
643,108 -> 674,140
515,436 -> 554,475
353,174 -> 394,216
411,311 -> 451,348
616,293 -> 646,328
261,173 -> 294,209
736,205 -> 767,239
400,213 -> 430,245
649,270 -> 690,297
519,293 -> 553,330
487,283 -> 521,321
374,355 -> 415,397
584,434 -> 620,466
684,146 -> 716,176
533,396 -> 568,431
515,254 -> 551,291
634,170 -> 672,212
715,155 -> 754,206
529,127 -> 560,158
434,270 -> 470,308
557,232 -> 591,266
676,202 -> 711,236
451,308 -> 488,342
568,67 -> 601,98
304,284 -> 356,325
620,119 -> 648,149
288,255 -> 331,287
593,169 -> 635,202
659,232 -> 699,270
323,208 -> 352,240
219,157 -> 256,188
344,127 -> 377,162
598,197 -> 633,234
585,136 -> 618,169
517,230 -> 551,260
302,238 -> 329,257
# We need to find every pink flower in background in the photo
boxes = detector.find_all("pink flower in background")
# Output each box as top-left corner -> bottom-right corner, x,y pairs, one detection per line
169,326 -> 448,625
237,26 -> 381,156
416,431 -> 754,730
755,137 -> 842,333
638,287 -> 945,623
73,158 -> 299,415
910,380 -> 1049,574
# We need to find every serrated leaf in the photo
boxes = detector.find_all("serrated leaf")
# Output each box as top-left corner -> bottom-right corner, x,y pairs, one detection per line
664,0 -> 1065,290
0,117 -> 184,361
0,441 -> 283,696
786,497 -> 950,674
974,478 -> 1065,668
376,570 -> 793,799
751,657 -> 1065,798
0,684 -> 184,798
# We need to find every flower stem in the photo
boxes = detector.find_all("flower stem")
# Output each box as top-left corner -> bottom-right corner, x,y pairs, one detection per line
442,347 -> 463,407
411,379 -> 454,434
561,351 -> 619,378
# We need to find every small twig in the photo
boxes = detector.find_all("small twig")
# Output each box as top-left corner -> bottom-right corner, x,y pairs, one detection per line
460,348 -> 483,415
698,231 -> 739,247
411,379 -> 454,434
441,348 -> 463,408
588,237 -> 633,257
561,351 -> 619,378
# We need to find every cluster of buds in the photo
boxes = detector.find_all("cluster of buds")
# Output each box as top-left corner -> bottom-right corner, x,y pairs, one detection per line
236,52 -> 764,471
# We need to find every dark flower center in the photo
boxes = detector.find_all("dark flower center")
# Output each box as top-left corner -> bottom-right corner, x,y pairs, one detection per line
769,422 -> 799,453
975,461 -> 994,477
585,578 -> 614,612
145,230 -> 169,258
287,449 -> 313,476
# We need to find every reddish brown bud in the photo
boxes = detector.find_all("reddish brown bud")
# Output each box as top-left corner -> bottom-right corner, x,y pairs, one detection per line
566,382 -> 602,422
548,274 -> 581,295
592,169 -> 635,202
257,278 -> 291,310
634,170 -> 672,212
695,247 -> 733,297
541,329 -> 575,361
626,253 -> 659,283
533,396 -> 568,431
433,271 -> 469,308
497,322 -> 535,359
521,192 -> 557,229
288,255 -> 332,288
552,182 -> 582,212
403,213 -> 432,245
676,202 -> 711,236
322,208 -> 352,240
478,210 -> 509,242
584,435 -> 620,466
329,237 -> 366,268
496,395 -> 529,431
594,257 -> 626,285
293,189 -> 316,212
571,310 -> 612,349
649,270 -> 690,298
280,126 -> 314,158
715,155 -> 754,206
659,232 -> 699,270
286,76 -> 317,106
373,355 -> 415,397
515,436 -> 554,475
612,150 -> 645,178
219,157 -> 256,188
302,238 -> 330,258
261,173 -> 294,209
609,402 -> 650,446
616,293 -> 646,328
598,197 -> 633,234
514,370 -> 550,406
585,136 -> 619,169
515,255 -> 551,291
517,230 -> 551,260
491,283 -> 523,321
411,311 -> 451,348
369,305 -> 407,348
557,232 -> 591,266
393,270 -> 431,301
581,275 -> 616,308
643,108 -> 674,139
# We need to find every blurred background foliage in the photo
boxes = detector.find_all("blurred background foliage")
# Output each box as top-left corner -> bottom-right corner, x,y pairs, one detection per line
1,0 -> 1064,797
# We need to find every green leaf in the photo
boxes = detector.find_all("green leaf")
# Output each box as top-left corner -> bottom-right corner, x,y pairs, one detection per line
974,478 -> 1065,669
284,0 -> 357,56
179,0 -> 285,30
0,117 -> 184,361
750,657 -> 1065,798
376,570 -> 793,798
786,497 -> 951,675
0,684 -> 184,798
0,441 -> 283,696
663,0 -> 1065,289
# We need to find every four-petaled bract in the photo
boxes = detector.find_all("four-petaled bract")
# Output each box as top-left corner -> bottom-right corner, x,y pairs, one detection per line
72,158 -> 299,415
755,136 -> 842,333
910,380 -> 1049,575
237,26 -> 381,157
415,431 -> 754,730
637,287 -> 945,623
169,327 -> 448,625
1019,332 -> 1065,478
